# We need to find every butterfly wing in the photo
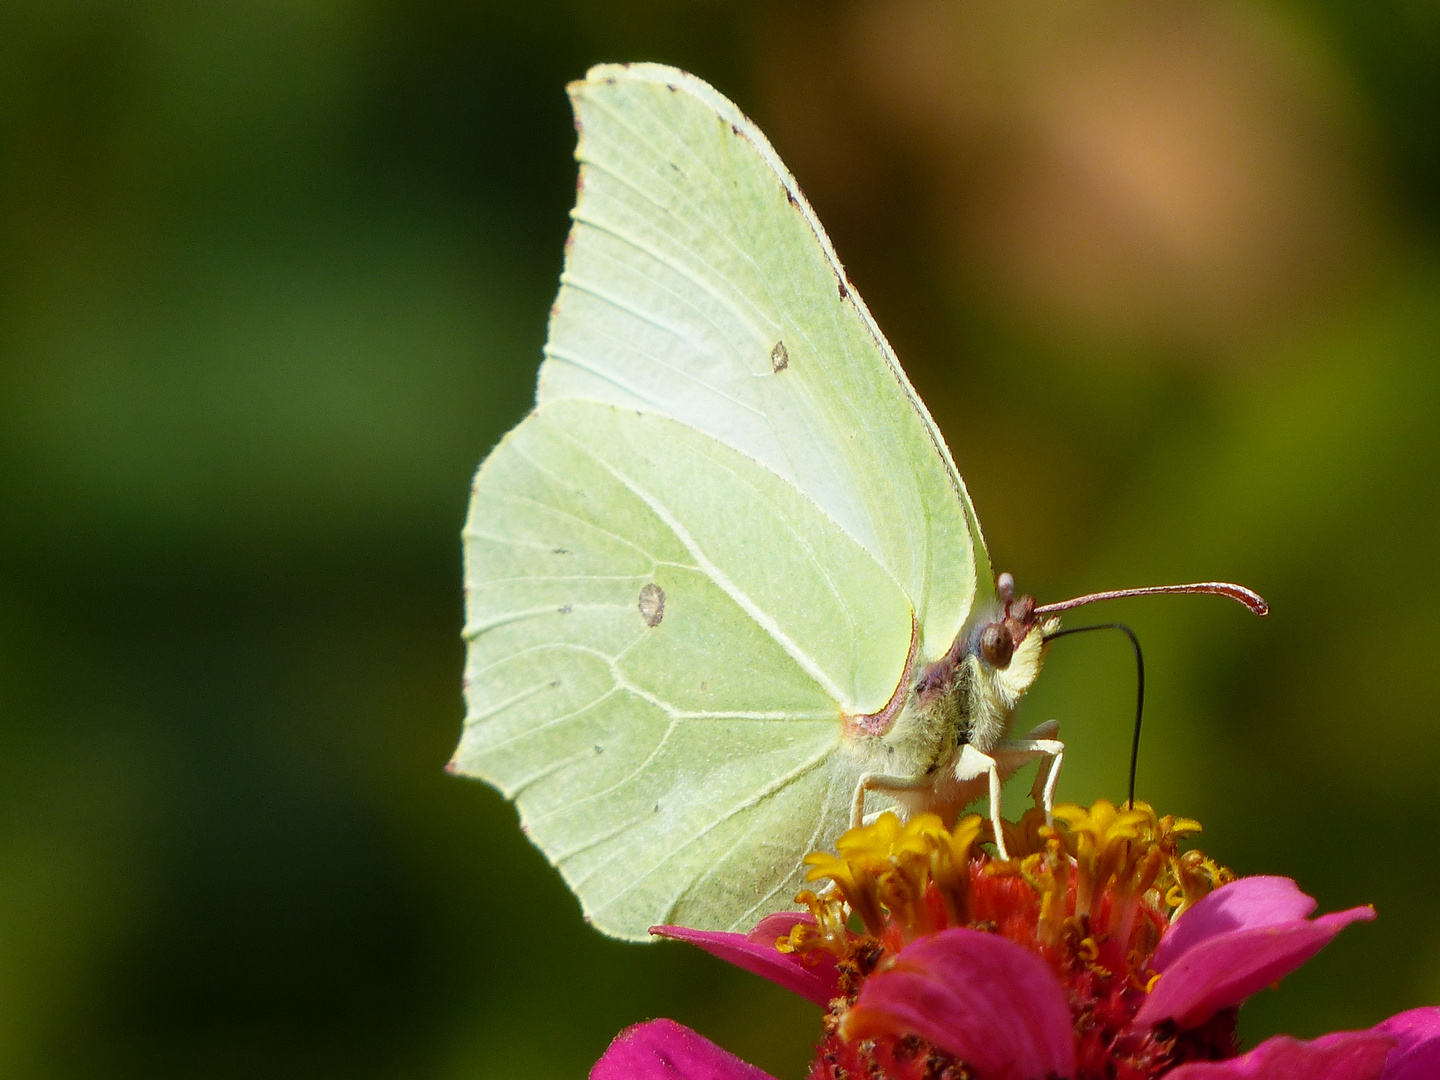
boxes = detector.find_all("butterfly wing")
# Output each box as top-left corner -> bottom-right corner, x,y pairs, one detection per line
454,65 -> 993,940
540,64 -> 992,656
460,400 -> 913,937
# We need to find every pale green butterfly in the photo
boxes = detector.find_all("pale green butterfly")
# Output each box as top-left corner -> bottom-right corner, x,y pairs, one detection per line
450,63 -> 1266,942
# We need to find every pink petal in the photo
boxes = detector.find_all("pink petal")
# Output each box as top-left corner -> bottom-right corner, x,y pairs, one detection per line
745,910 -> 821,946
1153,877 -> 1318,972
1136,905 -> 1375,1030
1375,1007 -> 1440,1080
590,1018 -> 778,1080
652,918 -> 840,1008
1163,1030 -> 1397,1080
842,927 -> 1076,1080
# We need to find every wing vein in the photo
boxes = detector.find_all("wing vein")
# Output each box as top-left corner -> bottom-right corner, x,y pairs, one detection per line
594,741 -> 836,910
565,441 -> 852,709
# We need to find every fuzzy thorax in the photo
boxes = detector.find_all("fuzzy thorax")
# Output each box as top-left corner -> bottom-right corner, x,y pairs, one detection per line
881,616 -> 1054,760
855,609 -> 1058,825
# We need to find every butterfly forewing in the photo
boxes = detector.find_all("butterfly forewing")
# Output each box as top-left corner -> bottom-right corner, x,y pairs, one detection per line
538,64 -> 991,660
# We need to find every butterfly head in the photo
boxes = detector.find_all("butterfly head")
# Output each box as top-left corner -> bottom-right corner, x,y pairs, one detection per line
906,572 -> 1058,753
966,573 -> 1061,730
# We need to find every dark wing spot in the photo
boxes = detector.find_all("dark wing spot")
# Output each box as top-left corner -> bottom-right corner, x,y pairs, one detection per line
770,341 -> 789,373
594,744 -> 604,755
553,548 -> 569,555
558,604 -> 572,614
638,583 -> 665,627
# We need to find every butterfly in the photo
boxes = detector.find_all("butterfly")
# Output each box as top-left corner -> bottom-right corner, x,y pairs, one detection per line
449,63 -> 1265,942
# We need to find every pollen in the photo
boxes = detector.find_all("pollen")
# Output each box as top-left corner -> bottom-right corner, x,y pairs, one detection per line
794,799 -> 1240,1080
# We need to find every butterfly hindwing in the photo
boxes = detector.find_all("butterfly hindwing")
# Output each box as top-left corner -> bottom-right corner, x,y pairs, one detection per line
457,399 -> 912,938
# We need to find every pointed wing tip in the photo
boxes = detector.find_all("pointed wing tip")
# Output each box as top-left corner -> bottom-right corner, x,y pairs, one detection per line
580,62 -> 691,88
572,64 -> 725,110
569,64 -> 701,137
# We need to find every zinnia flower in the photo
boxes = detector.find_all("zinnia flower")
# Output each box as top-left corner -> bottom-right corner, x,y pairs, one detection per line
591,800 -> 1440,1080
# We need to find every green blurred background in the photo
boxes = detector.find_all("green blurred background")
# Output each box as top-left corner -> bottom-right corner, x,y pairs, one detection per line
1,1 -> 1436,1076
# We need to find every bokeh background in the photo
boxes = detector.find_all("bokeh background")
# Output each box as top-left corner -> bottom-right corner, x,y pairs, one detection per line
1,1 -> 1436,1076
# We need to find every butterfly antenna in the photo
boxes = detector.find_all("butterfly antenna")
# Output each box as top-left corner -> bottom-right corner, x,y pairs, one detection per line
1043,623 -> 1144,809
1034,581 -> 1268,618
1030,580 -> 1265,807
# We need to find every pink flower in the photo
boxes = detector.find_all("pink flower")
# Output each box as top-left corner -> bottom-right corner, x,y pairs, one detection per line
590,1018 -> 774,1080
648,912 -> 841,1009
590,801 -> 1440,1080
1134,876 -> 1375,1031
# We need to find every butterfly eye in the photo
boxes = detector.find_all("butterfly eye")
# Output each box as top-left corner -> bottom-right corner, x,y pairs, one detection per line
980,623 -> 1015,668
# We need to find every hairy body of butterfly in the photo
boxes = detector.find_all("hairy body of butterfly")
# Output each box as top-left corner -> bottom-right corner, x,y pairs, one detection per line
859,585 -> 1063,836
451,63 -> 1264,942
453,63 -> 1060,941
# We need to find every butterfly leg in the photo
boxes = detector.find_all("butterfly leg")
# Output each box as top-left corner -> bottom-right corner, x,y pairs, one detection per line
953,744 -> 1011,859
993,726 -> 1065,827
850,771 -> 937,831
1021,721 -> 1063,821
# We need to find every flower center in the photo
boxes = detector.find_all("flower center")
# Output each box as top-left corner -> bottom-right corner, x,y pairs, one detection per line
781,800 -> 1239,1080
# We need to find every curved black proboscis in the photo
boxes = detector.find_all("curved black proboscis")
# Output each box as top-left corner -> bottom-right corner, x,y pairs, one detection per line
1043,623 -> 1145,810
